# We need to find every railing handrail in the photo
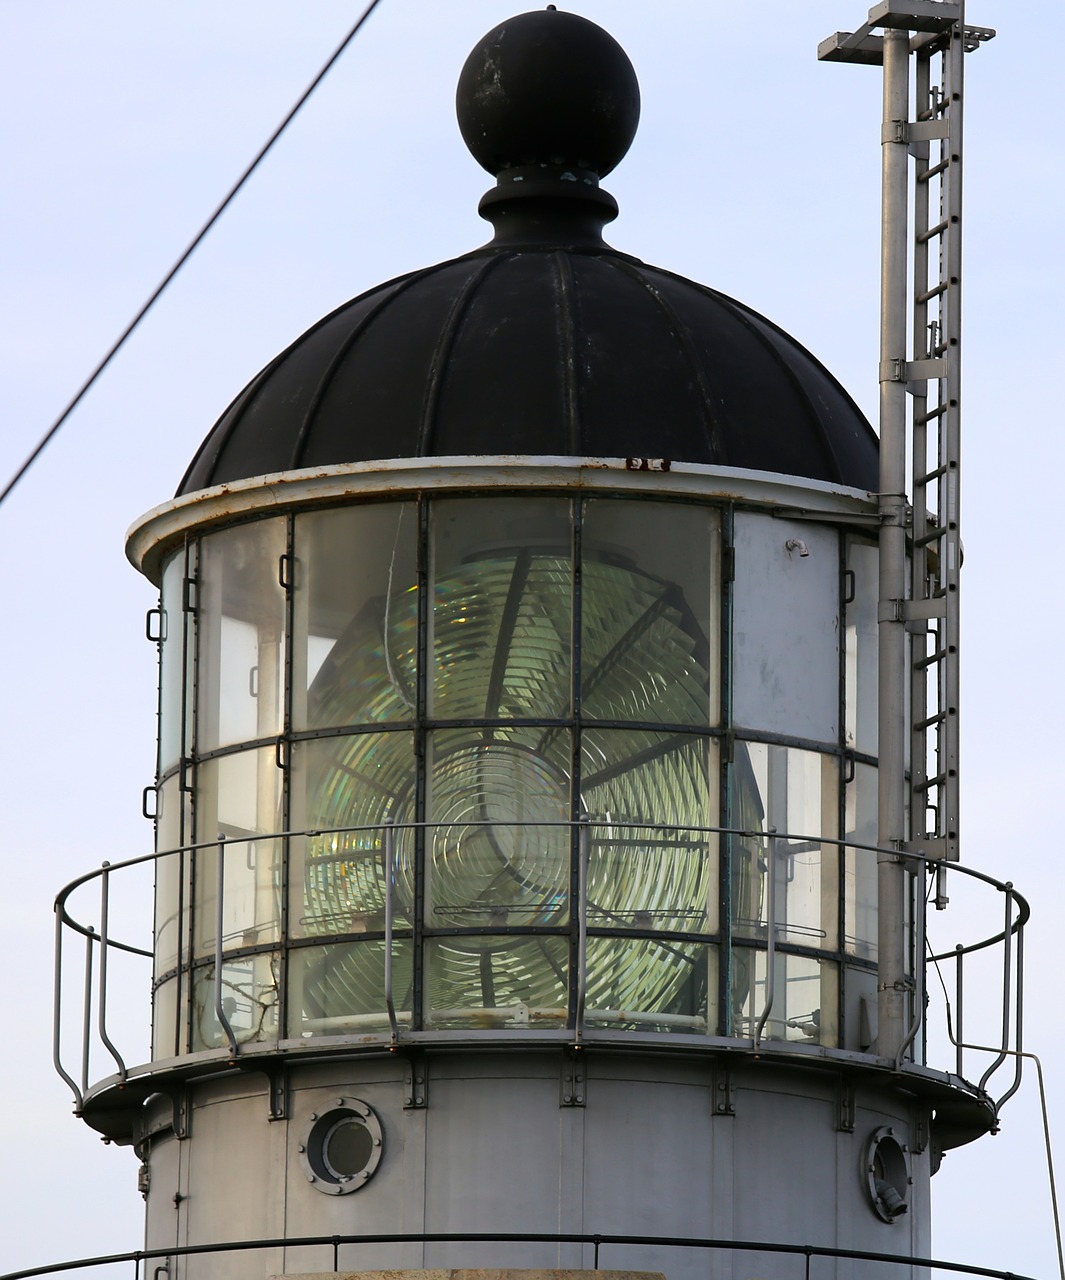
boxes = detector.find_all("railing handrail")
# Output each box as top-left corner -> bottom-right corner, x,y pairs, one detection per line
0,1226 -> 1043,1280
54,817 -> 1032,943
53,817 -> 1028,1119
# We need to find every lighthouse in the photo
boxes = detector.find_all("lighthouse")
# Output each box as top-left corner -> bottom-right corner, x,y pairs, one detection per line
38,7 -> 1030,1280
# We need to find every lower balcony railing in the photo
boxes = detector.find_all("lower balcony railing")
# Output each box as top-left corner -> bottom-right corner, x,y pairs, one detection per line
53,821 -> 1028,1118
0,1228 -> 1043,1280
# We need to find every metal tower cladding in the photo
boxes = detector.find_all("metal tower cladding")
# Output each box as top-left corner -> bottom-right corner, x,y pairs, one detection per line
46,8 -> 1027,1280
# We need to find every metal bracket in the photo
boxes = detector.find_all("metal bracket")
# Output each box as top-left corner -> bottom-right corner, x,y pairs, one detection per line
404,1052 -> 429,1109
712,1062 -> 735,1117
912,1105 -> 930,1154
167,1084 -> 191,1140
266,1064 -> 287,1121
560,1049 -> 586,1107
836,1077 -> 856,1132
902,835 -> 954,860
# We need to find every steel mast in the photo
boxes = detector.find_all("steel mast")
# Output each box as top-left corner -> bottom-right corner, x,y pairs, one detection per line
819,0 -> 994,1057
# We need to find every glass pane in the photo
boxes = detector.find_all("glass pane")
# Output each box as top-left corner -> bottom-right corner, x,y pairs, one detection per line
582,500 -> 720,725
151,977 -> 186,1062
193,748 -> 283,958
158,549 -> 194,773
732,950 -> 838,1046
197,520 -> 286,753
290,732 -> 416,940
154,775 -> 191,975
191,953 -> 280,1050
293,503 -> 417,730
581,730 -> 717,935
290,939 -> 413,1037
584,939 -> 714,1035
845,761 -> 878,960
425,936 -> 568,1029
732,744 -> 839,950
845,537 -> 878,756
429,497 -> 573,719
425,726 -> 572,931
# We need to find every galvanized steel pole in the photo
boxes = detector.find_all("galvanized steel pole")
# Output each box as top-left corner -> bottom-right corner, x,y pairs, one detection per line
878,25 -> 911,1060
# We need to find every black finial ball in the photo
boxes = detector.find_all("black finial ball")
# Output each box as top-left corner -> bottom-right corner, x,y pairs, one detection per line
457,9 -> 640,179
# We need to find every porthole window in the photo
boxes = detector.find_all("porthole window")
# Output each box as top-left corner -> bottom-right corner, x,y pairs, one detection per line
864,1126 -> 909,1222
299,1098 -> 383,1194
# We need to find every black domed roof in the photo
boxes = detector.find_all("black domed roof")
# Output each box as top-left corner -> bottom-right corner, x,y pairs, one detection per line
178,10 -> 877,498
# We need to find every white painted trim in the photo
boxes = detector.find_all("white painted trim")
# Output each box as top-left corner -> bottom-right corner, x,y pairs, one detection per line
127,455 -> 877,581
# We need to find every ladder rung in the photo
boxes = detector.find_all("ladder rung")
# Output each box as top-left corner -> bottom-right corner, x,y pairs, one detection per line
915,711 -> 947,731
916,462 -> 948,484
916,281 -> 949,304
916,404 -> 947,426
917,218 -> 950,244
914,771 -> 949,794
917,158 -> 950,183
914,527 -> 946,548
915,653 -> 945,673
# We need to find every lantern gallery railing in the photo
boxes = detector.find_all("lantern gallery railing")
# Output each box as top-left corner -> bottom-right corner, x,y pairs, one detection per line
52,821 -> 1028,1114
0,1227 -> 1043,1280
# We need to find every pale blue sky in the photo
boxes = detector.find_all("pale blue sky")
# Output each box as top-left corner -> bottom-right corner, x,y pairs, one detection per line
0,3 -> 1061,1275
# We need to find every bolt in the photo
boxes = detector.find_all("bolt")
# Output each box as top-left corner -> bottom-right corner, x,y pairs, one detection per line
374,1139 -> 381,1147
310,1112 -> 318,1121
563,1094 -> 572,1103
575,1095 -> 583,1103
297,1144 -> 306,1153
307,1175 -> 316,1183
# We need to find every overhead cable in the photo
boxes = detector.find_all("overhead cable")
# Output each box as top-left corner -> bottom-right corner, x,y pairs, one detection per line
0,0 -> 385,510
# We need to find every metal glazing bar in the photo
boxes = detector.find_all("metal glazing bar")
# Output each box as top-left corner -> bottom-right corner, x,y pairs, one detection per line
383,818 -> 399,1045
81,926 -> 95,1095
978,885 -> 1013,1093
754,830 -> 778,1049
52,907 -> 84,1109
97,863 -> 128,1080
574,812 -> 589,1045
214,834 -> 239,1058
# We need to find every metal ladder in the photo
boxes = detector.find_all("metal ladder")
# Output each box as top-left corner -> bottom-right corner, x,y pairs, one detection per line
820,4 -> 994,892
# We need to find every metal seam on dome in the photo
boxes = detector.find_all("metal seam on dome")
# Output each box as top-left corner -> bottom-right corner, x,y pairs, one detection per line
176,349 -> 290,495
604,256 -> 731,466
700,286 -> 846,482
288,260 -> 463,473
416,253 -> 511,455
551,250 -> 582,455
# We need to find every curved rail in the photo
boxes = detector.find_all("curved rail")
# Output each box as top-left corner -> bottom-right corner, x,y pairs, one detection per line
52,819 -> 1029,1117
0,1227 -> 1043,1280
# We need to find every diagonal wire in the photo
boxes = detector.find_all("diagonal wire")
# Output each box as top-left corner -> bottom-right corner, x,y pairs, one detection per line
0,0 -> 385,511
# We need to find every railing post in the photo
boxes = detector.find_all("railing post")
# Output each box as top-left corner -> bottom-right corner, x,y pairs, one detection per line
978,885 -> 1014,1093
895,862 -> 927,1070
754,829 -> 778,1049
383,816 -> 400,1045
82,925 -> 95,1095
52,903 -> 84,1109
955,942 -> 965,1078
575,812 -> 590,1045
98,862 -> 128,1080
214,834 -> 239,1057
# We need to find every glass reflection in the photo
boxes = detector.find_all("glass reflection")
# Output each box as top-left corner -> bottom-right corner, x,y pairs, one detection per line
294,504 -> 418,729
430,497 -> 573,719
